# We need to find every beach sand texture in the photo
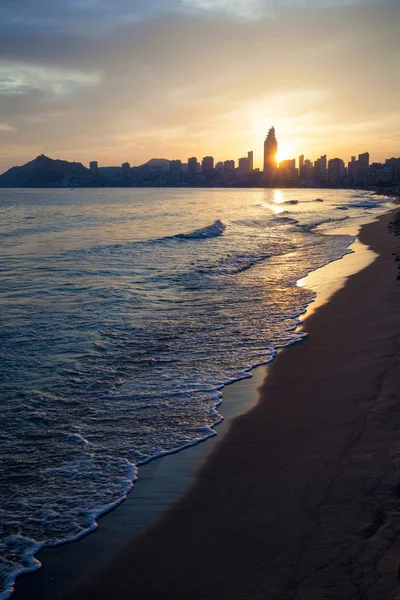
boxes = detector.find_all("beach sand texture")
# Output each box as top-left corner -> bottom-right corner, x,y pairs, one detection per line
64,210 -> 400,600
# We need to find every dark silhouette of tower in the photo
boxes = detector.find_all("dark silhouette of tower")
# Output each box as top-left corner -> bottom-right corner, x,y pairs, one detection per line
188,157 -> 198,175
263,127 -> 278,177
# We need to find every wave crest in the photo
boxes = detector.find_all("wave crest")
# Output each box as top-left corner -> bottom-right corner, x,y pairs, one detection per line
174,220 -> 226,240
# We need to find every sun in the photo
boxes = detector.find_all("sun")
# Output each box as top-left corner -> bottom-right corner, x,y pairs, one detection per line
276,142 -> 292,165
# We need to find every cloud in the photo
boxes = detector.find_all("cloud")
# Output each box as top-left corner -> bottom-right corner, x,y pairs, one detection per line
0,0 -> 399,171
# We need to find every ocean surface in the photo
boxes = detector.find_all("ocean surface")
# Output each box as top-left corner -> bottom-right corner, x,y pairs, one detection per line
0,187 -> 393,598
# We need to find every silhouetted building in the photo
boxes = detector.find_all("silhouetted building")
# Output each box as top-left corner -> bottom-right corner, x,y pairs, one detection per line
238,156 -> 251,174
367,163 -> 382,186
371,165 -> 397,187
224,160 -> 235,172
188,157 -> 198,175
385,157 -> 400,169
263,127 -> 278,176
170,160 -> 182,175
300,159 -> 314,181
384,158 -> 400,184
314,155 -> 327,183
90,161 -> 98,176
121,162 -> 130,176
358,152 -> 369,168
248,151 -> 254,171
348,152 -> 370,186
279,159 -> 297,182
215,162 -> 224,171
202,156 -> 214,175
328,158 -> 346,185
348,156 -> 357,183
299,155 -> 304,169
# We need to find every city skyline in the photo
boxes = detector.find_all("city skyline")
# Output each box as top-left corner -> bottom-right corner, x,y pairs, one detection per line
2,135 -> 399,189
0,0 -> 399,173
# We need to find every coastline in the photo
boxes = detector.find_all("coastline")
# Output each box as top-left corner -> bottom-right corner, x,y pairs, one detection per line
68,208 -> 400,599
11,207 -> 399,600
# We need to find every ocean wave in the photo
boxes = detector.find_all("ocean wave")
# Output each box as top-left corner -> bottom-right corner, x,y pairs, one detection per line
270,216 -> 299,226
343,200 -> 382,209
298,215 -> 350,231
173,219 -> 226,240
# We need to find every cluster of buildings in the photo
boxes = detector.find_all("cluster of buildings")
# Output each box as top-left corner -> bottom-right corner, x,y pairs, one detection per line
87,127 -> 400,190
262,127 -> 400,189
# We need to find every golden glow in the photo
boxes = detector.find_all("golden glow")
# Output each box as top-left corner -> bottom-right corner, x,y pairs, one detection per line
276,141 -> 294,165
273,190 -> 285,204
269,190 -> 285,214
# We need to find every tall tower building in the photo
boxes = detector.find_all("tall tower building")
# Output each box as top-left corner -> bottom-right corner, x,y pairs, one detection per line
188,157 -> 198,175
263,127 -> 278,175
202,156 -> 214,175
248,151 -> 254,171
358,152 -> 370,167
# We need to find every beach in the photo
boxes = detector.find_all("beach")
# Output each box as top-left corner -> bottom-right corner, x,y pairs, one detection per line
9,206 -> 399,600
55,208 -> 399,600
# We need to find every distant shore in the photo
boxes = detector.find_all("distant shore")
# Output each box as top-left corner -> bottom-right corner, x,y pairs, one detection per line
62,208 -> 400,600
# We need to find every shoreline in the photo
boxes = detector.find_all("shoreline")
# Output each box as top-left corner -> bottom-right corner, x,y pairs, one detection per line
11,208 -> 399,600
68,208 -> 400,599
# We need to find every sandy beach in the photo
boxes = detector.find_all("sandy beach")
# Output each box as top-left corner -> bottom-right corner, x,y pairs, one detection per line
12,208 -> 400,600
60,208 -> 400,600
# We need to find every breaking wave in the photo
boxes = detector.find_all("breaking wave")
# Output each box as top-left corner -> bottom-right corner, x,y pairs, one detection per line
173,220 -> 226,240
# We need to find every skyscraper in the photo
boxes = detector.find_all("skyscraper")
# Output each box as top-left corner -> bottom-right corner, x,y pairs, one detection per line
328,158 -> 346,185
248,151 -> 254,171
202,156 -> 214,175
169,160 -> 182,175
358,152 -> 370,167
188,157 -> 198,175
224,160 -> 235,172
314,155 -> 327,183
238,156 -> 251,173
263,127 -> 278,175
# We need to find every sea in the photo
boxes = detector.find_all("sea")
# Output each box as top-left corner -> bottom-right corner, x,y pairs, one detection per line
0,187 -> 394,598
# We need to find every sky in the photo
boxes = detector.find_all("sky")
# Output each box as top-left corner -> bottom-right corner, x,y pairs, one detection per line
0,0 -> 399,172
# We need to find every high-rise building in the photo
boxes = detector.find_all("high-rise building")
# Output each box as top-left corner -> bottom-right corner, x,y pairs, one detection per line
328,158 -> 346,185
224,160 -> 235,172
248,151 -> 254,171
202,156 -> 214,175
348,156 -> 357,183
188,157 -> 198,175
314,155 -> 327,182
170,160 -> 182,175
279,159 -> 297,182
90,161 -> 98,176
358,152 -> 369,168
263,127 -> 278,175
238,157 -> 251,173
299,155 -> 304,169
300,159 -> 314,180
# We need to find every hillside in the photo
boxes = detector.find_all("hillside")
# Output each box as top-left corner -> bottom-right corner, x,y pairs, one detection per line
0,155 -> 90,187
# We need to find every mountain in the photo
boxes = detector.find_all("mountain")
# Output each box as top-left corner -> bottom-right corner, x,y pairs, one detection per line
137,158 -> 171,172
0,155 -> 90,187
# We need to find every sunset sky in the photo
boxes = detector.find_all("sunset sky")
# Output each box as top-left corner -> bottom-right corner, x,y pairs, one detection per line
0,0 -> 399,173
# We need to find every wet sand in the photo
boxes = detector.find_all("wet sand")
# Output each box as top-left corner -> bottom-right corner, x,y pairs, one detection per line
65,209 -> 400,600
